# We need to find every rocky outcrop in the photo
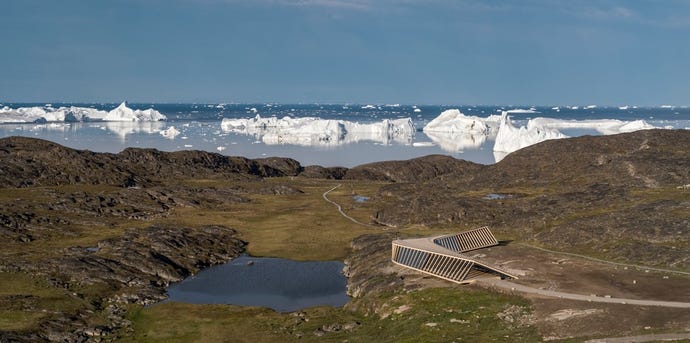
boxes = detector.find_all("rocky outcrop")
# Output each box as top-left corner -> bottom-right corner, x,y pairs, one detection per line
2,225 -> 245,342
344,155 -> 482,183
0,136 -> 303,188
368,130 -> 690,269
299,165 -> 348,179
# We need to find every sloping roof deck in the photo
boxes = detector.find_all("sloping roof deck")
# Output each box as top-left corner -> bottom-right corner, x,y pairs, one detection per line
391,227 -> 516,284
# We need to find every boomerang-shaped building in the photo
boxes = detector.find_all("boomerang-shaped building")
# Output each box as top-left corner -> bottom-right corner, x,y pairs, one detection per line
391,227 -> 516,284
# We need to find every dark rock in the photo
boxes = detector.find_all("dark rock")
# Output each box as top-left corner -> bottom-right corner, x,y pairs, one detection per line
344,155 -> 482,183
299,165 -> 348,179
0,137 -> 305,188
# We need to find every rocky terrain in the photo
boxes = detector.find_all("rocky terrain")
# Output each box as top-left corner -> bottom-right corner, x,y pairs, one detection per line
368,130 -> 690,269
0,130 -> 688,341
1,226 -> 244,342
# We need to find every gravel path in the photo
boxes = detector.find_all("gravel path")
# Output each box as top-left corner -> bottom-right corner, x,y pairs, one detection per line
322,184 -> 376,227
478,278 -> 690,308
584,333 -> 690,342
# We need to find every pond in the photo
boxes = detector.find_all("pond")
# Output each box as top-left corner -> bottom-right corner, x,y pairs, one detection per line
353,195 -> 370,203
484,193 -> 512,200
165,255 -> 350,312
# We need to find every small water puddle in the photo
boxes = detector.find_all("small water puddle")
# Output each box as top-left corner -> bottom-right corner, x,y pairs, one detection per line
165,255 -> 349,312
484,193 -> 512,200
353,195 -> 370,203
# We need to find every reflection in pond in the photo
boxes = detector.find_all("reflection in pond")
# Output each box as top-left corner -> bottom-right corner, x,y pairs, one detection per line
166,255 -> 349,312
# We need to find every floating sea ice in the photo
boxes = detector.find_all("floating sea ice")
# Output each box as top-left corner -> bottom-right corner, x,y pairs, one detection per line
184,144 -> 193,148
423,109 -> 501,135
528,117 -> 656,135
159,126 -> 181,139
585,105 -> 597,109
619,106 -> 630,110
506,108 -> 538,114
412,142 -> 435,147
493,112 -> 567,160
414,108 -> 422,113
220,115 -> 414,147
216,146 -> 226,152
361,104 -> 376,109
102,102 -> 166,122
0,105 -> 108,123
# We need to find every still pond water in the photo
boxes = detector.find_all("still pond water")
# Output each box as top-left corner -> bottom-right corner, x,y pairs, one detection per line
166,255 -> 349,312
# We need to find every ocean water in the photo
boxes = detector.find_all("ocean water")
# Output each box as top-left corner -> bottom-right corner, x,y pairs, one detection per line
1,103 -> 688,167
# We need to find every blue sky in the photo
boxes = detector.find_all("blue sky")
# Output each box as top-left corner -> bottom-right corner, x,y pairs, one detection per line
1,0 -> 689,105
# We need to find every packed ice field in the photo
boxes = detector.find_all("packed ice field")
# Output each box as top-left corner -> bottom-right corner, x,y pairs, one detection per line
1,102 -> 688,166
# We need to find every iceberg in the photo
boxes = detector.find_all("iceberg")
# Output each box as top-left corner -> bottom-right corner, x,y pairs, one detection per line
221,115 -> 414,147
421,109 -> 502,152
493,114 -> 658,162
103,102 -> 166,122
159,126 -> 181,139
527,118 -> 656,135
0,106 -> 107,123
493,112 -> 567,161
505,108 -> 538,114
0,102 -> 165,123
423,109 -> 501,135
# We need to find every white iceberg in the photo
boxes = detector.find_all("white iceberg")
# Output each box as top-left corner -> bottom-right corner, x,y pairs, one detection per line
0,102 -> 165,123
527,117 -> 656,135
505,108 -> 538,114
618,106 -> 630,110
493,114 -> 660,162
493,112 -> 568,161
103,102 -> 166,122
159,126 -> 181,139
0,106 -> 107,123
421,109 -> 502,152
423,109 -> 501,135
221,115 -> 414,147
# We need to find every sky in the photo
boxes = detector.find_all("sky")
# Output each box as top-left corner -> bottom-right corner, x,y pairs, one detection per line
1,0 -> 689,105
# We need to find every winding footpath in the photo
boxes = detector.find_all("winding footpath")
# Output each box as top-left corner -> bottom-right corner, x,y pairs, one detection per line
322,184 -> 377,227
